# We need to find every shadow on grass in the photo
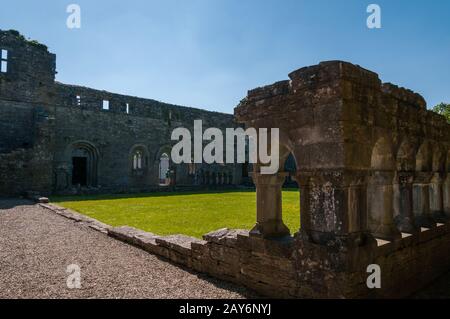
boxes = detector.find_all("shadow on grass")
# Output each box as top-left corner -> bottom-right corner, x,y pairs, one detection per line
50,188 -> 300,203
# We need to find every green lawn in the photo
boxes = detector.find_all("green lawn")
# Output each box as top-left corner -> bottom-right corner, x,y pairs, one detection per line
51,190 -> 300,239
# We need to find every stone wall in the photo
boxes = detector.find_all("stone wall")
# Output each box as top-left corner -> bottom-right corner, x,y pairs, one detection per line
0,29 -> 243,195
39,200 -> 450,298
106,222 -> 450,298
52,83 -> 241,193
0,30 -> 56,195
232,61 -> 450,297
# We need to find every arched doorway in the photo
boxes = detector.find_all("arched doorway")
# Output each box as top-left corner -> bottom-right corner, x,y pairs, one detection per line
159,153 -> 170,186
70,142 -> 98,187
284,153 -> 297,187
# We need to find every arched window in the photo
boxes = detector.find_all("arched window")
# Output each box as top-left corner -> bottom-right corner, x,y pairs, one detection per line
159,153 -> 170,186
132,150 -> 143,170
1,49 -> 8,73
70,142 -> 98,188
188,162 -> 196,175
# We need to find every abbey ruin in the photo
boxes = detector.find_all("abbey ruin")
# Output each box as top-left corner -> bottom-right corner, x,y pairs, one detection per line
106,60 -> 450,298
1,29 -> 450,298
0,30 -> 245,196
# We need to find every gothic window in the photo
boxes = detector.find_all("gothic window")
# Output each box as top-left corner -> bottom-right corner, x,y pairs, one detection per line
159,153 -> 170,186
1,49 -> 8,73
188,158 -> 196,175
132,150 -> 143,170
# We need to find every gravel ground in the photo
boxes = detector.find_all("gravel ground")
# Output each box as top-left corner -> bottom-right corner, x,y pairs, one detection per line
1,198 -> 449,299
0,199 -> 256,299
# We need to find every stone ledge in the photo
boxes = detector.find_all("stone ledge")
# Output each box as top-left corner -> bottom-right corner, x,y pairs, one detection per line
107,226 -> 168,257
373,221 -> 450,257
155,234 -> 206,256
39,203 -> 111,234
107,227 -> 210,267
203,228 -> 248,247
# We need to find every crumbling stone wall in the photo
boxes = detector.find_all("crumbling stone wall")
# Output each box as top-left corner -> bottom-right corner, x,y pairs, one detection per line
0,30 -> 55,195
40,200 -> 450,298
232,61 -> 450,297
52,83 -> 241,193
38,60 -> 450,298
0,29 -> 242,195
105,224 -> 450,298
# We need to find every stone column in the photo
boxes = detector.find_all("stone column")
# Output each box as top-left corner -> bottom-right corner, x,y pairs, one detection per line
413,172 -> 436,228
294,170 -> 373,245
430,173 -> 447,222
394,172 -> 418,233
250,172 -> 290,239
367,171 -> 402,241
444,174 -> 450,219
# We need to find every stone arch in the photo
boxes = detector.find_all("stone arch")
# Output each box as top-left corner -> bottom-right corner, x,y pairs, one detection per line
430,144 -> 447,221
446,149 -> 450,173
129,144 -> 149,172
155,145 -> 173,186
248,131 -> 294,238
67,141 -> 99,187
396,140 -> 416,172
432,145 -> 445,173
371,137 -> 395,171
416,141 -> 432,172
159,153 -> 171,186
413,141 -> 436,228
444,149 -> 450,218
393,140 -> 417,233
367,137 -> 400,240
280,152 -> 297,191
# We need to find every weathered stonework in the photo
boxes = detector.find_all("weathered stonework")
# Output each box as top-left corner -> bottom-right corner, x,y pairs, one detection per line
107,224 -> 450,298
232,61 -> 450,297
0,30 -> 244,196
4,28 -> 450,298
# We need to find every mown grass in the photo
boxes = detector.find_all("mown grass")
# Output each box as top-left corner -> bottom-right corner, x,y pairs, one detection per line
51,189 -> 300,239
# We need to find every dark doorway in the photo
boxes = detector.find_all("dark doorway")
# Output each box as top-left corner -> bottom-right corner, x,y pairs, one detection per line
242,162 -> 249,178
72,157 -> 87,186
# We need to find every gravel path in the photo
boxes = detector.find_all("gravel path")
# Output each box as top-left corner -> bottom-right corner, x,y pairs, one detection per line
0,199 -> 255,299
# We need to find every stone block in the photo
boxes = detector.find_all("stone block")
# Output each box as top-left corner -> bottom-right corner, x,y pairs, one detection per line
203,228 -> 248,247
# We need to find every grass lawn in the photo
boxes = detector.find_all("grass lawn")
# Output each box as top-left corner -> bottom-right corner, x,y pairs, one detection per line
51,189 -> 300,239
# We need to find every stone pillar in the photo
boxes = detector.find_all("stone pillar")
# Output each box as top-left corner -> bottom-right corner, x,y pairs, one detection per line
430,173 -> 447,222
250,172 -> 290,239
294,170 -> 373,245
444,175 -> 450,219
394,172 -> 418,233
413,172 -> 436,228
367,171 -> 401,241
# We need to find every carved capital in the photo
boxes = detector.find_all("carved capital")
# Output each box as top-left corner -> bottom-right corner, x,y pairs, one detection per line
251,172 -> 288,187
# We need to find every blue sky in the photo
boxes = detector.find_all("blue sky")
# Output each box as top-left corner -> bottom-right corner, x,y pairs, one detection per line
1,0 -> 449,113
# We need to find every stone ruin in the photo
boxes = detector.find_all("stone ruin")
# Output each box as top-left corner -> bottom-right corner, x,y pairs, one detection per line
3,28 -> 450,297
99,61 -> 450,298
0,29 -> 244,197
